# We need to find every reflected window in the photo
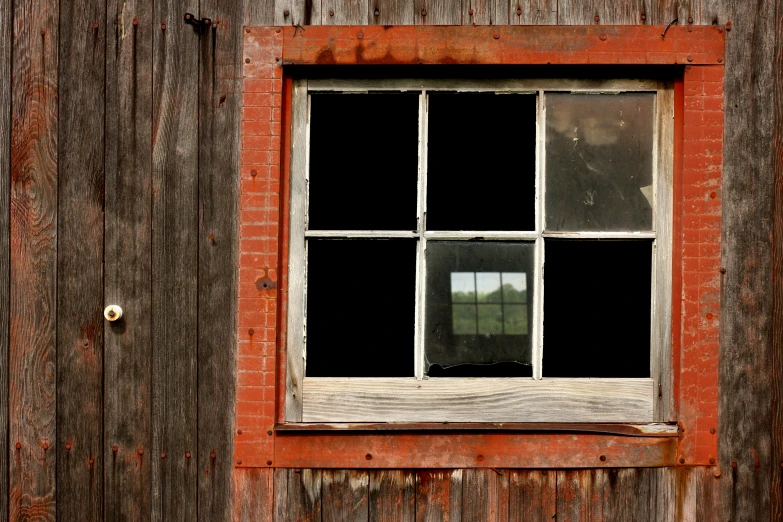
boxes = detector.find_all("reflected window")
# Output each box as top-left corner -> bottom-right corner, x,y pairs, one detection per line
450,272 -> 528,335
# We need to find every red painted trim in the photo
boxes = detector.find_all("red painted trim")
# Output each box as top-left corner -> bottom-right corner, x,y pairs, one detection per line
281,25 -> 725,66
274,432 -> 678,469
236,25 -> 725,469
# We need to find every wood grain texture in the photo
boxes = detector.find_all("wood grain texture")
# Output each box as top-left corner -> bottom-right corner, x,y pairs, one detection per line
415,470 -> 462,522
9,0 -> 58,516
302,378 -> 654,423
369,470 -> 415,522
231,468 -> 273,522
274,0 -> 317,26
677,467 -> 721,522
322,0 -> 367,24
601,0 -> 648,24
556,0 -> 601,24
462,469 -> 508,522
507,470 -> 555,522
414,0 -> 462,25
555,470 -> 602,522
648,0 -> 699,25
56,0 -> 106,518
0,0 -> 11,516
322,470 -> 369,522
370,0 -> 415,24
510,0 -> 557,25
197,0 -> 242,519
773,0 -> 783,515
103,0 -> 154,519
151,0 -> 200,517
602,468 -> 675,521
712,1 -> 776,521
275,469 -> 323,522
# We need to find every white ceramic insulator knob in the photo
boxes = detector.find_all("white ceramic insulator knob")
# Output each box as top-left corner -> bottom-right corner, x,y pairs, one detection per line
104,305 -> 123,322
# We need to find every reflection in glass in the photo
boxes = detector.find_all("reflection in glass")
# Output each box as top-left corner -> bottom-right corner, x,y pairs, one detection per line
426,242 -> 534,377
450,272 -> 529,336
545,93 -> 655,231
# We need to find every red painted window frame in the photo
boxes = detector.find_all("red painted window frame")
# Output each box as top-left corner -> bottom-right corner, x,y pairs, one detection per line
235,25 -> 725,470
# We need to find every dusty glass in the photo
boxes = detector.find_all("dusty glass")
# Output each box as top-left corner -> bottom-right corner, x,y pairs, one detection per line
425,241 -> 534,377
545,93 -> 655,231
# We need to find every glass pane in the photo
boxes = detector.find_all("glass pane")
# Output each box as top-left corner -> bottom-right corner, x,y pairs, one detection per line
543,240 -> 652,377
427,93 -> 536,232
545,93 -> 655,231
306,239 -> 416,377
425,241 -> 534,377
308,93 -> 419,230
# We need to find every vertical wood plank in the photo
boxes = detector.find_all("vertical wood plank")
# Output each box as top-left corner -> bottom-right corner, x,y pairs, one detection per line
648,0 -> 700,25
245,0 -> 276,26
103,0 -> 154,519
601,0 -> 648,24
461,469 -> 509,522
461,0 -> 494,25
274,0 -> 319,26
773,0 -> 783,516
151,0 -> 200,517
197,0 -> 243,519
677,467 -> 720,522
510,0 -> 558,25
556,0 -> 601,24
370,0 -> 415,24
415,470 -> 462,522
322,469 -> 369,522
555,470 -> 602,522
369,470 -> 415,522
508,470 -> 556,522
9,0 -> 58,516
706,1 -> 777,521
414,0 -> 462,25
232,468 -> 274,522
56,0 -> 106,517
0,0 -> 11,514
322,0 -> 367,23
600,468 -> 674,522
275,469 -> 323,522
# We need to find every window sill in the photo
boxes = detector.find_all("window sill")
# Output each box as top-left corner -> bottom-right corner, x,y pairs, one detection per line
275,422 -> 679,437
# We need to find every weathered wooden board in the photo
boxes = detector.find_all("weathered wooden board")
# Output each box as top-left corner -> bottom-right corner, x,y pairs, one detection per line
9,0 -> 59,517
415,470 -> 463,522
510,0 -> 557,24
56,0 -> 106,518
151,0 -> 200,517
462,469 -> 508,522
371,0 -> 415,24
555,470 -> 602,521
601,0 -> 648,24
507,470 -> 555,522
557,0 -> 601,24
302,378 -> 654,423
322,0 -> 367,24
322,470 -> 369,522
197,0 -> 243,519
232,468 -> 274,522
275,469 -> 323,522
648,0 -> 700,25
0,0 -> 11,516
414,0 -> 462,24
773,0 -> 783,514
705,1 -> 776,521
369,470 -> 416,522
103,0 -> 154,518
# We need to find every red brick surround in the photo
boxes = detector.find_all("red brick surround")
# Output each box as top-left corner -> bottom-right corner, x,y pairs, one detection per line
236,25 -> 725,469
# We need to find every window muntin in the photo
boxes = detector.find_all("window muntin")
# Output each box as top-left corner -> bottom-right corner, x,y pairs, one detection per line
286,78 -> 672,423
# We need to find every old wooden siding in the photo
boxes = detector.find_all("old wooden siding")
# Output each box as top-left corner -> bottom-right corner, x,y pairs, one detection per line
0,0 -> 780,521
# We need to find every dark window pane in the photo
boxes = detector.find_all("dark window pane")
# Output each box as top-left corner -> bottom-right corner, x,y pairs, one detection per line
543,240 -> 652,377
427,93 -> 536,231
306,239 -> 416,377
545,93 -> 655,231
425,241 -> 534,377
309,93 -> 419,230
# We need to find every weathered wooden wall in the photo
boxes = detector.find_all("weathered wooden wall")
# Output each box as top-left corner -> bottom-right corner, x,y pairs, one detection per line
0,0 -> 781,520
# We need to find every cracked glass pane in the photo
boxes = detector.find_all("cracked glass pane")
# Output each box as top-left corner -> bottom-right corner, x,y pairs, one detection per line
545,92 -> 655,231
425,241 -> 534,377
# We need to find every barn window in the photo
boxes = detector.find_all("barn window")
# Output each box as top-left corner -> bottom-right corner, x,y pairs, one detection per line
285,78 -> 673,423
